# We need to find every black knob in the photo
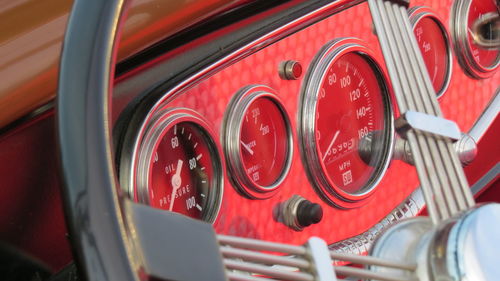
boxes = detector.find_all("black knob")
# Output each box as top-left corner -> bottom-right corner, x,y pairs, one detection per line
296,200 -> 323,227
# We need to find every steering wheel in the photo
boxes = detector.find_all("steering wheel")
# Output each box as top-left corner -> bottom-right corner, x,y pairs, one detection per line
57,0 -> 227,280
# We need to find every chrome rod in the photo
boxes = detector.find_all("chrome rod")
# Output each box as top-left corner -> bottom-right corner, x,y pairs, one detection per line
384,0 -> 453,219
395,5 -> 469,211
368,0 -> 477,224
226,272 -> 271,281
334,266 -> 417,281
224,259 -> 314,281
218,235 -> 307,255
221,246 -> 310,269
330,252 -> 417,271
369,0 -> 440,222
396,5 -> 474,209
388,3 -> 460,217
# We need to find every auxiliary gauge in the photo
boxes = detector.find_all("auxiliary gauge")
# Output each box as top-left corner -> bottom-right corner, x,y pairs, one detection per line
128,108 -> 223,223
409,6 -> 453,97
451,0 -> 499,79
299,38 -> 394,208
223,85 -> 293,199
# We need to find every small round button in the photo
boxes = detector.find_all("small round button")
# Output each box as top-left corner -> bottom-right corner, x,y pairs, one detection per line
297,200 -> 323,227
279,60 -> 303,80
281,195 -> 323,231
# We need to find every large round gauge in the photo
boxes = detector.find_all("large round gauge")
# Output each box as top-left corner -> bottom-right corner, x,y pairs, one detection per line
223,85 -> 293,199
299,38 -> 393,208
132,108 -> 223,222
451,0 -> 499,79
409,6 -> 452,97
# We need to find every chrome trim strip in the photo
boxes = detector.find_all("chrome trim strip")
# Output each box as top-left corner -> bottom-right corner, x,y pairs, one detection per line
471,163 -> 500,196
469,89 -> 500,143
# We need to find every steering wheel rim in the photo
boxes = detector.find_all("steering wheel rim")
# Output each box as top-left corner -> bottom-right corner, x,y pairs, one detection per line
57,0 -> 140,279
58,1 -> 228,279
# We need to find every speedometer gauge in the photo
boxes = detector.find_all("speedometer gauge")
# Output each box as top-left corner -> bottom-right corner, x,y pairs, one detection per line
299,38 -> 393,208
223,85 -> 293,199
133,108 -> 223,222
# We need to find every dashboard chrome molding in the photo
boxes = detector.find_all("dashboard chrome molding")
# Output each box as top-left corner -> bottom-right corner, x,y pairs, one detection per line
408,6 -> 453,98
298,38 -> 395,208
222,85 -> 294,199
469,89 -> 499,143
471,163 -> 500,196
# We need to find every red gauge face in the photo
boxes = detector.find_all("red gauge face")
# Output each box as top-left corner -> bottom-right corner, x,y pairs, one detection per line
148,122 -> 217,220
467,0 -> 499,68
315,52 -> 388,195
240,97 -> 289,187
414,16 -> 449,94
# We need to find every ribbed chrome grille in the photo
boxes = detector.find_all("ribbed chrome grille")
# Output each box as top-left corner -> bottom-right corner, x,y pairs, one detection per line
367,0 -> 475,223
219,235 -> 417,281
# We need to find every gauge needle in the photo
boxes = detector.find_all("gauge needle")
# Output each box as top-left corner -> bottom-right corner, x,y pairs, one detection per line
169,159 -> 184,211
322,130 -> 340,161
240,140 -> 254,155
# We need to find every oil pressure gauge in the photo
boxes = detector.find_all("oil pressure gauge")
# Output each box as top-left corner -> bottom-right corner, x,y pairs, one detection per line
223,85 -> 293,199
299,38 -> 393,208
130,108 -> 223,223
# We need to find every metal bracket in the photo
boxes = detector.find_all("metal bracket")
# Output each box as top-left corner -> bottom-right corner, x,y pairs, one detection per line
393,133 -> 477,166
395,111 -> 461,141
305,237 -> 337,281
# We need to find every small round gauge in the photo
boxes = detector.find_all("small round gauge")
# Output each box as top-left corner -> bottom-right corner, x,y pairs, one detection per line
223,85 -> 293,199
134,108 -> 223,222
409,6 -> 452,97
451,0 -> 499,79
299,38 -> 393,208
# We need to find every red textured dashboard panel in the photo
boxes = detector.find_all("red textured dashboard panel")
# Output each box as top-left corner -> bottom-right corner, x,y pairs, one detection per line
163,0 -> 499,245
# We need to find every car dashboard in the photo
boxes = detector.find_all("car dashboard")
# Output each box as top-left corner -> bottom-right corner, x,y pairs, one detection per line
0,0 -> 498,279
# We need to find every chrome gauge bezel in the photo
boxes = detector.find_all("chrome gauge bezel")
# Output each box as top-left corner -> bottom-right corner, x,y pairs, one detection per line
408,6 -> 453,98
451,0 -> 500,79
131,108 -> 224,223
223,85 -> 294,199
298,38 -> 394,209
